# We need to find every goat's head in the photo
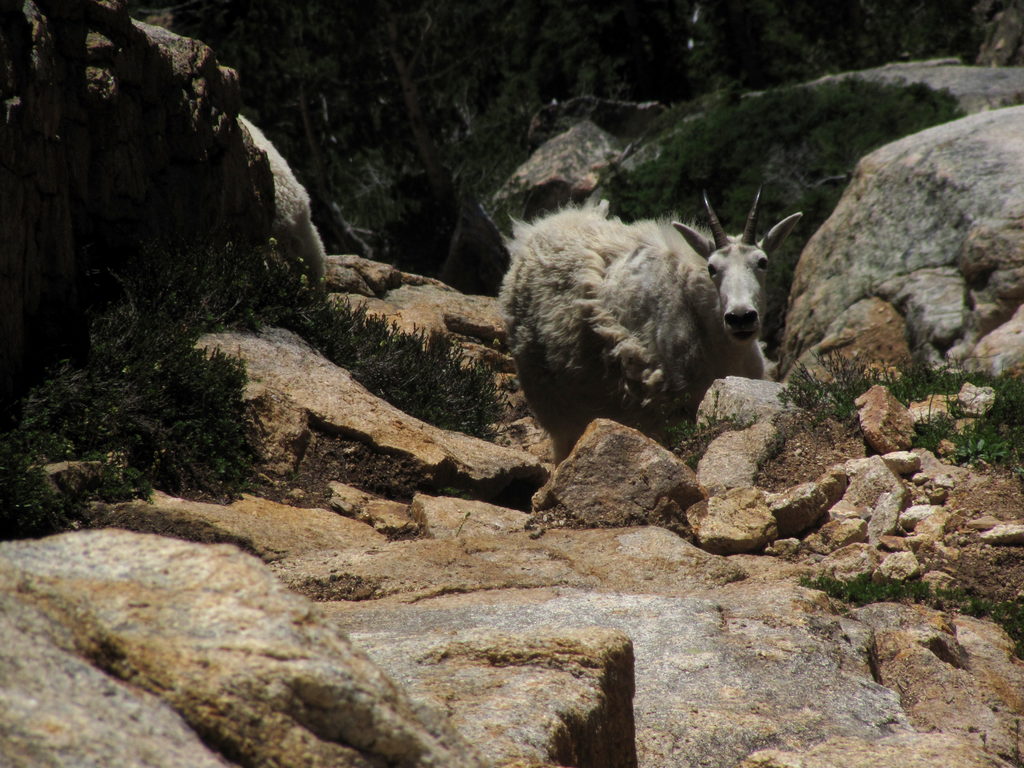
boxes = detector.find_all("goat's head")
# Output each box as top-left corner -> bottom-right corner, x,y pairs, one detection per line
673,189 -> 802,343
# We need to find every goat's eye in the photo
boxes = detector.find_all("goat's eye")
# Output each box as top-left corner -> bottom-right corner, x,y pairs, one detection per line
756,256 -> 768,270
707,263 -> 718,278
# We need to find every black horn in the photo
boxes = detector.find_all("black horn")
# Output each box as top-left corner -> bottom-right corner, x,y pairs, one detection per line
702,191 -> 730,249
742,186 -> 762,245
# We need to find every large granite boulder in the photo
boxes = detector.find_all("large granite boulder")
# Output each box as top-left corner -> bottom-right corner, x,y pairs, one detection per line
782,106 -> 1024,375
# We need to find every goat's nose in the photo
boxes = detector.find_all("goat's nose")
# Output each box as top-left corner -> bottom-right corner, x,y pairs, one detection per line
725,310 -> 758,329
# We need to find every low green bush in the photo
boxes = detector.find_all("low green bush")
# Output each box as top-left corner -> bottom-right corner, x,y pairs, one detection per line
2,241 -> 504,540
604,80 -> 963,346
782,352 -> 1024,471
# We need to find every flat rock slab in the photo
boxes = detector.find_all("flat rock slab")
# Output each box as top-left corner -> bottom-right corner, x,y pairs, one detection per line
0,530 -> 483,768
327,583 -> 912,768
351,624 -> 638,768
92,491 -> 386,561
199,328 -> 547,499
270,526 -> 746,603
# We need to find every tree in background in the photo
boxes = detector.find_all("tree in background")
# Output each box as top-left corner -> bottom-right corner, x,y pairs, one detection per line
130,0 -> 982,274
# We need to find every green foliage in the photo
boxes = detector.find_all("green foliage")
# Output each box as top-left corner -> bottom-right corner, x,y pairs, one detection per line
604,80 -> 963,345
127,0 -> 981,272
804,573 -> 1024,658
0,434 -> 77,539
781,351 -> 1024,469
3,241 -> 504,540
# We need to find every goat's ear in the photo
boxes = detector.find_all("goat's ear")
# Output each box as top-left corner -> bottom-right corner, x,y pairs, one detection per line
673,222 -> 714,259
760,212 -> 803,255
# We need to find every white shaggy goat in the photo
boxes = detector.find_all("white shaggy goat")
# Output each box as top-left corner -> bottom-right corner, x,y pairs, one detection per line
499,192 -> 802,462
238,115 -> 327,281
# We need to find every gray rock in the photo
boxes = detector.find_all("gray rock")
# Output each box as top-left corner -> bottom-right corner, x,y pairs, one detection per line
495,120 -> 621,219
783,106 -> 1024,374
807,58 -> 1024,114
697,421 -> 781,495
843,456 -> 911,544
696,376 -> 792,425
329,584 -> 911,768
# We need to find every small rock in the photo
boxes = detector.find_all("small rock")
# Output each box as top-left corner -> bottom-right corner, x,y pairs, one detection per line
842,456 -> 910,544
899,504 -> 943,532
881,450 -> 921,476
697,421 -> 781,494
765,538 -> 801,559
979,524 -> 1024,546
43,460 -> 104,496
877,535 -> 909,552
803,518 -> 868,555
695,377 -> 792,425
963,515 -> 1003,532
532,419 -> 705,532
876,550 -> 922,581
854,385 -> 915,454
815,543 -> 881,581
908,394 -> 953,425
686,487 -> 778,555
828,499 -> 869,520
769,469 -> 847,538
957,382 -> 996,417
411,494 -> 529,539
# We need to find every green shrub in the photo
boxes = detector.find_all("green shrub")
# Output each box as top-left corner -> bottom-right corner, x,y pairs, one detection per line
2,240 -> 504,540
804,573 -> 1024,659
782,352 -> 1024,470
604,80 -> 963,346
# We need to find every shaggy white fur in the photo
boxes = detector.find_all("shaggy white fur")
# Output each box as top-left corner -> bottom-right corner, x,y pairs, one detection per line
499,200 -> 799,461
238,115 -> 326,280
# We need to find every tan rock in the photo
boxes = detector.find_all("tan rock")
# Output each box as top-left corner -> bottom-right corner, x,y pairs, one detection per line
324,254 -> 402,296
410,493 -> 529,539
854,385 -> 915,454
815,543 -> 881,581
789,297 -> 912,380
532,419 -> 704,532
857,602 -> 1024,761
348,284 -> 507,347
0,530 -> 485,767
327,483 -> 418,537
768,469 -> 848,538
199,328 -> 547,500
697,420 -> 781,495
908,393 -> 954,425
881,450 -> 922,475
687,487 -> 778,555
967,303 -> 1024,377
875,550 -> 922,581
899,504 -> 943,532
91,491 -> 385,562
842,456 -> 911,543
804,518 -> 869,555
352,626 -> 637,768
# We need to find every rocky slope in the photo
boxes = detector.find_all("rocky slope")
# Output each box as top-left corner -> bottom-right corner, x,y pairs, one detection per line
7,260 -> 1024,766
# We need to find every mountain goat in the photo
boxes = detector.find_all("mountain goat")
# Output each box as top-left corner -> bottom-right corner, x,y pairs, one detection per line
238,115 -> 327,281
499,191 -> 802,462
